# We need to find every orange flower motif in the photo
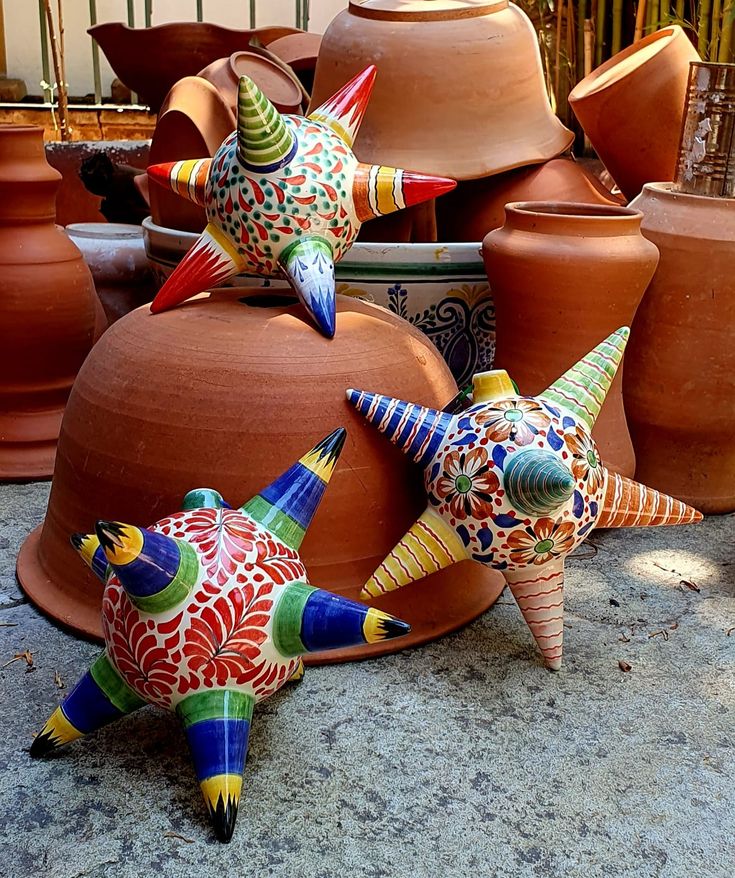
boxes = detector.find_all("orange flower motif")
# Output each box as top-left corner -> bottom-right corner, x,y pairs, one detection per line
475,399 -> 550,446
565,425 -> 604,491
506,517 -> 576,566
435,447 -> 499,520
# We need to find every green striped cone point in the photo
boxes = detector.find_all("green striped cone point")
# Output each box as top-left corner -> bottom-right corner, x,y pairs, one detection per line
504,450 -> 576,517
237,75 -> 296,173
541,327 -> 630,431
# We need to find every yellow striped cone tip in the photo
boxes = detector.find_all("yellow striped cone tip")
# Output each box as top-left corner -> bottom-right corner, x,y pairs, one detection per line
147,158 -> 211,206
33,707 -> 84,752
597,470 -> 703,529
361,507 -> 468,599
288,658 -> 305,683
504,561 -> 565,671
541,328 -> 630,431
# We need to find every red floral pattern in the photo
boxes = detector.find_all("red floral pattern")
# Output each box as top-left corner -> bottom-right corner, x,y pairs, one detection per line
435,447 -> 499,520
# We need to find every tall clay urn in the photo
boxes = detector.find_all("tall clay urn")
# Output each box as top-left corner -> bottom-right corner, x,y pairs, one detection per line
17,290 -> 504,660
0,126 -> 98,480
625,183 -> 735,513
482,202 -> 660,477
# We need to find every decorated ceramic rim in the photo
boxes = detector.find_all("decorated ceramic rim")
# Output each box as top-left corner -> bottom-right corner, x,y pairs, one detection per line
569,26 -> 684,101
66,222 -> 143,240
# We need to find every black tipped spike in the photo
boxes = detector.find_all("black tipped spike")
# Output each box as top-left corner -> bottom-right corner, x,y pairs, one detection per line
209,794 -> 239,843
377,616 -> 412,640
95,520 -> 127,553
69,532 -> 85,551
29,730 -> 60,758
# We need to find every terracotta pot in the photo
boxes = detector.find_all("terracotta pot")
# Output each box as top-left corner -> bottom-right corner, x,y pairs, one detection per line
142,216 -> 495,386
88,22 -> 302,111
149,76 -> 235,233
482,202 -> 660,477
65,223 -> 157,325
197,51 -> 304,116
309,0 -> 573,180
0,126 -> 98,480
267,32 -> 322,93
625,183 -> 735,512
436,157 -> 622,241
17,290 -> 504,659
569,26 -> 700,201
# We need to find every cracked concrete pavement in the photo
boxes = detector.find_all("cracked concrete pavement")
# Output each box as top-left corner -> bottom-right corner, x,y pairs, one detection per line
0,481 -> 733,878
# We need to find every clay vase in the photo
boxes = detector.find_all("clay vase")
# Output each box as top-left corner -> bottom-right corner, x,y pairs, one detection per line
309,0 -> 573,179
149,76 -> 235,234
0,126 -> 98,481
197,51 -> 304,116
88,22 -> 302,111
625,183 -> 735,512
17,290 -> 504,659
436,157 -> 622,241
569,26 -> 700,201
65,223 -> 157,325
482,202 -> 660,476
267,32 -> 323,93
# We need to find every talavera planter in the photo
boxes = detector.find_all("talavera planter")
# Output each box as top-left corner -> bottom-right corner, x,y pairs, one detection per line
0,126 -> 100,480
17,290 -> 504,657
625,183 -> 735,513
142,218 -> 495,386
482,202 -> 660,477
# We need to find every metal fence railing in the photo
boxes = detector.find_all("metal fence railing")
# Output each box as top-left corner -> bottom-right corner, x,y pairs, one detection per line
31,0 -> 312,107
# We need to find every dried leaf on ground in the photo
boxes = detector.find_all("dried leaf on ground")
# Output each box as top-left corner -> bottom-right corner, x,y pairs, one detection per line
618,660 -> 632,672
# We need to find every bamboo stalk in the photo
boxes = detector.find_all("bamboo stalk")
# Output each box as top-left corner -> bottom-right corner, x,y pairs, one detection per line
634,0 -> 647,40
712,0 -> 723,59
595,0 -> 607,64
719,0 -> 735,60
43,0 -> 70,141
612,0 -> 624,52
577,0 -> 587,82
699,0 -> 712,54
554,0 -> 563,104
674,0 -> 684,19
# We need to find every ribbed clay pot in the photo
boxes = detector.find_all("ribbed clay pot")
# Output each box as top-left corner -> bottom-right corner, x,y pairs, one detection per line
309,0 -> 573,180
625,183 -> 735,512
436,157 -> 621,241
197,51 -> 304,117
0,126 -> 98,481
482,202 -> 660,476
569,26 -> 700,201
65,223 -> 157,325
16,290 -> 504,660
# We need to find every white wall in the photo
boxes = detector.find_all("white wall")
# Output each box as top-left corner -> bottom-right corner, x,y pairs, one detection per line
4,0 -> 347,100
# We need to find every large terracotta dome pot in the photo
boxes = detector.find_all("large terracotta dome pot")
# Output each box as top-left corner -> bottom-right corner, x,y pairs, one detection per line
482,202 -> 660,477
436,157 -> 621,241
0,126 -> 99,480
17,290 -> 504,661
309,0 -> 573,180
569,27 -> 700,201
625,183 -> 735,513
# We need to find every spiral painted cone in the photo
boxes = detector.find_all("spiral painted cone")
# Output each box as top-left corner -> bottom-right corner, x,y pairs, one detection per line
346,389 -> 453,467
237,75 -> 296,173
181,488 -> 230,512
352,163 -> 457,222
361,507 -> 468,599
504,561 -> 565,671
95,520 -> 199,613
542,328 -> 629,431
241,428 -> 346,550
308,65 -> 377,148
30,653 -> 145,757
597,470 -> 703,528
271,581 -> 410,655
504,450 -> 575,517
147,158 -> 211,207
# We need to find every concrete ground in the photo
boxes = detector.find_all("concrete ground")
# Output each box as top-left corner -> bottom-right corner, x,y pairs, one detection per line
0,481 -> 733,878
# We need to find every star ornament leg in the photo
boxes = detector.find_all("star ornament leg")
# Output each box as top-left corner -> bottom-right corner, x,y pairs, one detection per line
348,328 -> 702,670
147,66 -> 456,337
30,427 -> 410,842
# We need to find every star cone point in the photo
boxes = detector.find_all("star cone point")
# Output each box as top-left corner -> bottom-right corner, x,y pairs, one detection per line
147,158 -> 211,207
308,64 -> 377,147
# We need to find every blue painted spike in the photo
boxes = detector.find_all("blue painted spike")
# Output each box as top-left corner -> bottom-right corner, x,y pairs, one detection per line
95,522 -> 182,598
300,589 -> 411,652
346,389 -> 452,467
279,237 -> 336,338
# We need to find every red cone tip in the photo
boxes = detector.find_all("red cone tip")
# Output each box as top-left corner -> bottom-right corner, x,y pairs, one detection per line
401,172 -> 457,208
147,162 -> 178,187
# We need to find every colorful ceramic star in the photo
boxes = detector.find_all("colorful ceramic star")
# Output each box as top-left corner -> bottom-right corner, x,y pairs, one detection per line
30,429 -> 410,842
147,66 -> 456,337
347,328 -> 702,670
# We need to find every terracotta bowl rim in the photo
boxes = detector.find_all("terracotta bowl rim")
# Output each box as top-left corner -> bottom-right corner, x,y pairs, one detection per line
504,200 -> 643,220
